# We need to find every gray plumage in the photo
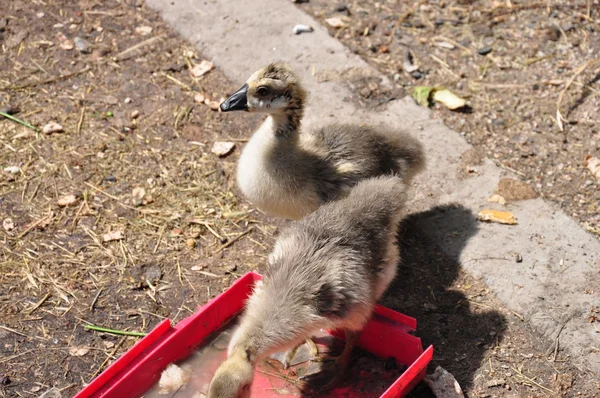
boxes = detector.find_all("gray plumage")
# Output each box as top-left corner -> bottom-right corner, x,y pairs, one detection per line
221,62 -> 425,220
208,175 -> 407,398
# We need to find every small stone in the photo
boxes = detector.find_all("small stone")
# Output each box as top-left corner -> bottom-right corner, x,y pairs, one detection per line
144,265 -> 162,286
131,187 -> 150,207
2,218 -> 15,232
425,366 -> 464,398
477,46 -> 493,56
226,264 -> 237,273
495,178 -> 538,201
57,194 -> 78,207
515,254 -> 523,263
4,166 -> 20,174
0,105 -> 20,115
185,238 -> 196,248
486,378 -> 506,388
103,230 -> 124,242
194,93 -> 206,103
191,60 -> 214,78
69,346 -> 90,357
124,97 -> 132,104
204,99 -> 221,110
36,12 -> 45,18
131,110 -> 140,119
325,17 -> 347,28
487,194 -> 506,205
6,29 -> 28,49
56,32 -> 74,50
105,175 -> 117,182
411,71 -> 423,79
335,4 -> 347,12
293,24 -> 313,34
43,122 -> 64,134
585,155 -> 600,181
211,141 -> 235,157
74,36 -> 91,53
135,26 -> 153,36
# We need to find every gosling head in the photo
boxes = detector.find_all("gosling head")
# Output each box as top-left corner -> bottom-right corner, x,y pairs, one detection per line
207,353 -> 254,398
220,62 -> 306,114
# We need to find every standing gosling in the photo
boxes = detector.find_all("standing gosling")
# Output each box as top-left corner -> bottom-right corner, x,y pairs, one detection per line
220,62 -> 424,220
207,175 -> 407,397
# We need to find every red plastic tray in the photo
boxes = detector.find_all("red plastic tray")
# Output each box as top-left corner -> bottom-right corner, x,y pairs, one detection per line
75,272 -> 433,398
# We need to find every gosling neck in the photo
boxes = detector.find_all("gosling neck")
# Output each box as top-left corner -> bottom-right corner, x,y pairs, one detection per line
268,107 -> 303,140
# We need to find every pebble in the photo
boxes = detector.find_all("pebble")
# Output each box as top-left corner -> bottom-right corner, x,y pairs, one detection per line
105,175 -> 117,182
211,141 -> 235,157
335,4 -> 347,12
124,97 -> 132,104
74,36 -> 91,53
191,60 -> 214,78
2,218 -> 15,232
135,26 -> 153,36
144,265 -> 162,286
477,45 -> 493,55
42,122 -> 64,134
411,71 -> 423,79
57,194 -> 78,207
185,238 -> 196,249
486,378 -> 506,388
131,110 -> 140,119
292,24 -> 313,35
4,166 -> 21,174
0,105 -> 20,115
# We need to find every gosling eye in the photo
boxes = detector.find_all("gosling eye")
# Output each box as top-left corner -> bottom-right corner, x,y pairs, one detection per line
256,86 -> 269,96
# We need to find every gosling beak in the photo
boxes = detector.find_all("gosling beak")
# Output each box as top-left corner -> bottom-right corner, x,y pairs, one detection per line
220,83 -> 249,112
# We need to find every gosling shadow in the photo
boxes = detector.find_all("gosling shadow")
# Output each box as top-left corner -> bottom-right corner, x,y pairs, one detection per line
382,204 -> 507,397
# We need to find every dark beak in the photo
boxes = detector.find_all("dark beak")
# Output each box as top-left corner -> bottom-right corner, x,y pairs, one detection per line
220,83 -> 249,112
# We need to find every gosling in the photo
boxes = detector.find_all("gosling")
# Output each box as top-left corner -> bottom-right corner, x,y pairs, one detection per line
207,175 -> 407,397
220,62 -> 424,220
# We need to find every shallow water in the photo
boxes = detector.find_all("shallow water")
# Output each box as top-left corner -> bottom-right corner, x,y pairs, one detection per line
143,317 -> 403,398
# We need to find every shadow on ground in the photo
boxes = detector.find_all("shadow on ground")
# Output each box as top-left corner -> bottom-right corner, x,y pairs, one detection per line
382,204 -> 507,397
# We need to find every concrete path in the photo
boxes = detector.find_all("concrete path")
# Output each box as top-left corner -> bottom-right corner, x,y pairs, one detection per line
147,0 -> 600,374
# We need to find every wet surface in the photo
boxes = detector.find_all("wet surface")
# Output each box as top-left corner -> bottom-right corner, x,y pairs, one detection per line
144,317 -> 404,398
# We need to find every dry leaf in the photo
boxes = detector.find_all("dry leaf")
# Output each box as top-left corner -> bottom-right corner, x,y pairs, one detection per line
432,89 -> 467,110
57,194 -> 78,207
68,346 -> 90,357
477,209 -> 517,225
191,60 -> 214,78
487,194 -> 506,205
413,86 -> 434,107
325,17 -> 347,28
211,141 -> 235,157
413,86 -> 467,110
584,155 -> 600,180
3,218 -> 15,231
103,230 -> 124,242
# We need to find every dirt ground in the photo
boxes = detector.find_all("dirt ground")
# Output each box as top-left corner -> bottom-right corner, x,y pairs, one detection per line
298,0 -> 600,237
0,0 -> 599,397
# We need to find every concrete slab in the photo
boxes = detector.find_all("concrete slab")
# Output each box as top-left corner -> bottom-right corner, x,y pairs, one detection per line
147,0 -> 600,374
